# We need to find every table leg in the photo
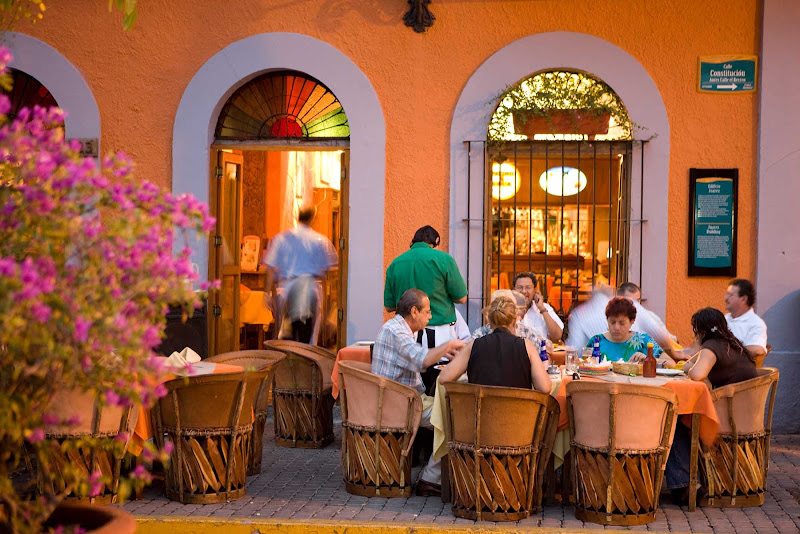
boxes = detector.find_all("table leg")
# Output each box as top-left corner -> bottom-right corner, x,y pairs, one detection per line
441,454 -> 450,503
545,453 -> 556,506
689,413 -> 700,511
562,450 -> 572,504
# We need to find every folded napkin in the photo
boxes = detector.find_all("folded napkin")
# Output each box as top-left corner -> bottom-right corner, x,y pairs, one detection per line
165,346 -> 202,368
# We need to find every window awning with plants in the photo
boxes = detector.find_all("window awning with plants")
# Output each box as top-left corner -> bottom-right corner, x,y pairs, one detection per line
488,71 -> 633,141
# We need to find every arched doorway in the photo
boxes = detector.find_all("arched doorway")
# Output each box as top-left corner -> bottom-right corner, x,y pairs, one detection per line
208,70 -> 350,355
1,31 -> 100,142
5,69 -> 61,123
449,32 -> 670,328
172,32 -> 386,347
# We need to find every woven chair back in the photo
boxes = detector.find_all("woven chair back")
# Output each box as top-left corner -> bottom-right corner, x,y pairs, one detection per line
205,350 -> 287,475
154,370 -> 267,503
41,388 -> 138,503
567,381 -> 678,451
338,360 -> 423,497
206,350 -> 286,413
445,382 -> 557,449
700,367 -> 779,507
264,339 -> 336,362
338,360 -> 422,448
45,388 -> 136,437
566,381 -> 678,526
157,371 -> 266,431
268,343 -> 335,448
754,345 -> 772,369
443,382 -> 560,520
712,367 -> 779,436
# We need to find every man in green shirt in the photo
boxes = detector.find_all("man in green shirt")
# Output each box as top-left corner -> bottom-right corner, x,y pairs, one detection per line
384,226 -> 468,349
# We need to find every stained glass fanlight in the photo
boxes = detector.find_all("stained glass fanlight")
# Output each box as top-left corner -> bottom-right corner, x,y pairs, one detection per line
215,71 -> 349,140
5,69 -> 61,124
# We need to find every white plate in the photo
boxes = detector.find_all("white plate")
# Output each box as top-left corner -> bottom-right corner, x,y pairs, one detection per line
656,368 -> 684,376
433,364 -> 446,371
354,341 -> 373,346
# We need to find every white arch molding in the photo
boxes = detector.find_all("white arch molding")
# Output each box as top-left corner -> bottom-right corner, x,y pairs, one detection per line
450,31 -> 670,328
0,32 -> 100,142
172,32 -> 386,344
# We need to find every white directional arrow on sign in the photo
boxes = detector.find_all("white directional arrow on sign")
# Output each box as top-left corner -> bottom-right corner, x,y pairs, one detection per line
718,84 -> 738,90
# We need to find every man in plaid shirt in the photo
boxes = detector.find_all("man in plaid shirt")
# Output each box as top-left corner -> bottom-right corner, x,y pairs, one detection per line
372,288 -> 464,496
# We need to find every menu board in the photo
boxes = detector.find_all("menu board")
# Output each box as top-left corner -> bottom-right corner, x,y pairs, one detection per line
688,169 -> 737,277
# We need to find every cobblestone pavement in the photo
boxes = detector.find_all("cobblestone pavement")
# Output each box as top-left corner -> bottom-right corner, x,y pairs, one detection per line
123,408 -> 800,532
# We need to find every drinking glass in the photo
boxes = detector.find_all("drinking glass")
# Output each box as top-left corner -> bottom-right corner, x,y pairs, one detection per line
582,347 -> 593,362
565,346 -> 579,373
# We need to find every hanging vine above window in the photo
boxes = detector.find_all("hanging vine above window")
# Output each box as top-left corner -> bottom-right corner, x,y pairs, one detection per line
215,71 -> 349,141
488,71 -> 633,142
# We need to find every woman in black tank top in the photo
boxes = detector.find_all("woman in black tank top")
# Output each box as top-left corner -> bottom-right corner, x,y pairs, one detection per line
439,296 -> 551,393
683,307 -> 757,387
665,307 -> 758,504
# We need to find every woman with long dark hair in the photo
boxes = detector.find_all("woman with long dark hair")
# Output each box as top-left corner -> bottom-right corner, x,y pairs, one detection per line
665,307 -> 758,505
682,307 -> 758,387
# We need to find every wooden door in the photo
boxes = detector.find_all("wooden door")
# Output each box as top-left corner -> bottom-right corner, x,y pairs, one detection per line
209,150 -> 243,355
337,150 -> 349,348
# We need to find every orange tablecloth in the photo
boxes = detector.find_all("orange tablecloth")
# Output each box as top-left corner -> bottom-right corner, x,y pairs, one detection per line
555,374 -> 720,446
130,360 -> 244,455
331,344 -> 371,399
240,289 -> 273,326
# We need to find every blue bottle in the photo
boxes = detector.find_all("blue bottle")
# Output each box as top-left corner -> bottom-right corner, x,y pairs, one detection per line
539,339 -> 549,366
592,339 -> 602,364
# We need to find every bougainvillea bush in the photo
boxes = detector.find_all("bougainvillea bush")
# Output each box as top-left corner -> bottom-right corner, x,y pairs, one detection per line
0,47 -> 215,533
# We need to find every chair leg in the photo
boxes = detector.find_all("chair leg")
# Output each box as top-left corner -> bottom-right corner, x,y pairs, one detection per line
440,454 -> 450,503
689,414 -> 700,512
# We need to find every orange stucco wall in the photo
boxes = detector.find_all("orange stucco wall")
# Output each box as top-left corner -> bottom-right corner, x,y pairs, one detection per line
23,0 -> 760,343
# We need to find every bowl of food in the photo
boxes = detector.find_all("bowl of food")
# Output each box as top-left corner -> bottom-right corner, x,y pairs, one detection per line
578,358 -> 611,375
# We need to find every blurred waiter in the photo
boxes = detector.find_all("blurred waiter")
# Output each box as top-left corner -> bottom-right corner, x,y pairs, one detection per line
262,206 -> 338,345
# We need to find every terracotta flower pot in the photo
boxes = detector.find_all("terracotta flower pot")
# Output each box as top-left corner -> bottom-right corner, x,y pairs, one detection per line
43,503 -> 137,534
512,109 -> 611,139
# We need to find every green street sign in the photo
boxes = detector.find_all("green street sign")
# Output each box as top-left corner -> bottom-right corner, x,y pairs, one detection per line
698,55 -> 758,93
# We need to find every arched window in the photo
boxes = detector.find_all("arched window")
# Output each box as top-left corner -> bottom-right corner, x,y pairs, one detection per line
488,71 -> 631,141
215,71 -> 349,140
482,71 -> 635,317
5,69 -> 62,125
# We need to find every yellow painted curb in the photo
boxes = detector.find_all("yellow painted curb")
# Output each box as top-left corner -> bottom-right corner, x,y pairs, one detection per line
136,516 -> 686,534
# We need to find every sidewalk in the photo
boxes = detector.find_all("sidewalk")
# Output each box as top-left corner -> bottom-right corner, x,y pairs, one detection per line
124,408 -> 800,532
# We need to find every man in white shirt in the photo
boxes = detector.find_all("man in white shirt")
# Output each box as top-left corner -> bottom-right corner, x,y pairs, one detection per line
262,206 -> 338,344
566,284 -> 685,362
513,272 -> 563,341
617,282 -> 678,343
724,278 -> 768,357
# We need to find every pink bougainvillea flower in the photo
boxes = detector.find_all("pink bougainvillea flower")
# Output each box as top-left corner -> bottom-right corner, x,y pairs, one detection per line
41,413 -> 59,426
73,317 -> 90,342
87,471 -> 104,497
26,428 -> 45,443
104,389 -> 120,406
30,301 -> 52,323
65,414 -> 82,426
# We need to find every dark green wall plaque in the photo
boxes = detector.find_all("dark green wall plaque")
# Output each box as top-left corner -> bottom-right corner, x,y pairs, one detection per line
698,55 -> 757,93
689,169 -> 738,277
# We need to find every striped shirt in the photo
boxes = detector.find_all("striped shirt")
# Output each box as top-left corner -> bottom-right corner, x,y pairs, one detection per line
371,314 -> 428,394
